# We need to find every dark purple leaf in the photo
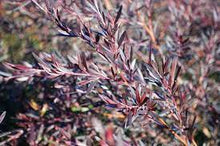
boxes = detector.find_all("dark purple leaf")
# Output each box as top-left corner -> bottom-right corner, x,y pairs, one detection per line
172,66 -> 181,90
114,5 -> 123,25
118,31 -> 126,47
95,34 -> 100,43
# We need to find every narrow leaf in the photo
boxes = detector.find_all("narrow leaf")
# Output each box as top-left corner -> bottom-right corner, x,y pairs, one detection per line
0,111 -> 6,124
114,5 -> 123,25
95,34 -> 100,43
172,66 -> 181,90
118,31 -> 126,47
169,57 -> 178,87
135,88 -> 140,104
80,52 -> 88,71
148,47 -> 152,65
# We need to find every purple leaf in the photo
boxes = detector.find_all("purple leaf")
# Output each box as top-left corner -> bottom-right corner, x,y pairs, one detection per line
114,5 -> 123,25
118,31 -> 126,47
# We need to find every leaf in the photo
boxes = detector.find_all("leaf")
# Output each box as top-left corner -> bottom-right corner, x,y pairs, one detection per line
129,46 -> 133,62
57,29 -> 69,35
0,111 -> 6,124
71,106 -> 81,112
110,67 -> 115,77
3,63 -> 24,71
32,0 -> 48,14
78,79 -> 94,86
14,64 -> 31,70
119,49 -> 126,62
144,63 -> 161,82
148,47 -> 152,64
29,99 -> 40,111
203,127 -> 211,138
57,30 -> 78,37
102,12 -> 106,23
114,5 -> 123,25
0,71 -> 12,77
124,110 -> 133,128
32,53 -> 51,72
169,57 -> 178,87
80,52 -> 88,71
137,68 -> 145,83
131,59 -> 136,70
16,77 -> 29,82
86,81 -> 97,94
135,88 -> 141,104
172,66 -> 181,90
140,91 -> 148,105
81,107 -> 89,112
162,58 -> 170,74
40,104 -> 48,117
182,37 -> 190,44
99,95 -> 117,105
83,24 -> 90,37
118,31 -> 126,47
95,34 -> 100,43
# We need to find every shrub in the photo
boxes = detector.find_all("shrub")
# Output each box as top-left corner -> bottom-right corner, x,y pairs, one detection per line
0,0 -> 219,145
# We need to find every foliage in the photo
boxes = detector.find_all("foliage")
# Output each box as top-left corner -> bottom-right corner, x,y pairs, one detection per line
0,0 -> 220,145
